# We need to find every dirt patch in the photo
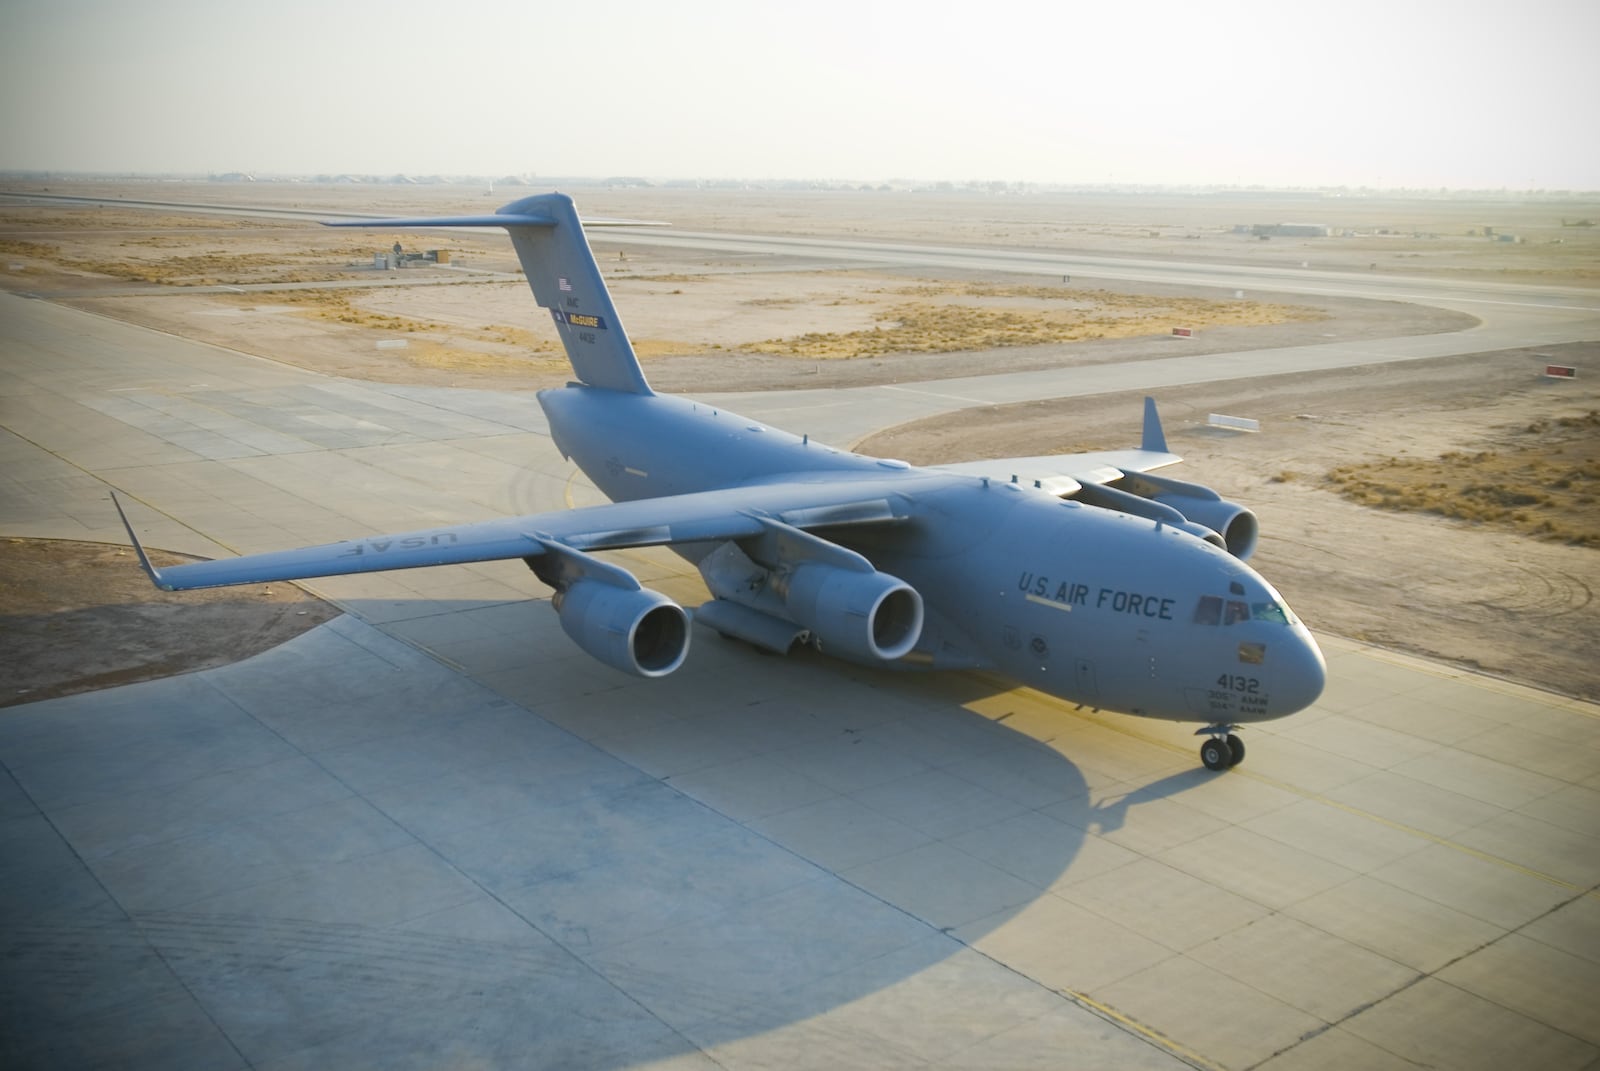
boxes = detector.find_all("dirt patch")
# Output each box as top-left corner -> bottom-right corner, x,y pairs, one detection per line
0,539 -> 340,708
743,283 -> 1323,360
860,342 -> 1600,701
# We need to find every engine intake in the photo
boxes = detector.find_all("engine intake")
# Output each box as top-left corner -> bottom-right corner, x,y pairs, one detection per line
1149,493 -> 1258,559
555,579 -> 689,678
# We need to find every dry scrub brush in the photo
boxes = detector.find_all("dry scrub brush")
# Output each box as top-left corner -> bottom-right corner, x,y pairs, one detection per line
1326,410 -> 1600,546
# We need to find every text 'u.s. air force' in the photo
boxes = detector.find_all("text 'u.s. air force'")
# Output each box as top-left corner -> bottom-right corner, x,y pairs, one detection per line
1018,572 -> 1175,620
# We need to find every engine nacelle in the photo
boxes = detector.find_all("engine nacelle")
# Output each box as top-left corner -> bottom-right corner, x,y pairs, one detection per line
1149,493 -> 1258,560
555,579 -> 689,678
777,562 -> 924,662
1116,470 -> 1259,559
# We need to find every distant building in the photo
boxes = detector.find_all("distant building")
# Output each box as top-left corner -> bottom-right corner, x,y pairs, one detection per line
1248,222 -> 1331,237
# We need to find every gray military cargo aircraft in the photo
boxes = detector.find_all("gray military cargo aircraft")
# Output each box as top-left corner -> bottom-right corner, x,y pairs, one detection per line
114,193 -> 1325,770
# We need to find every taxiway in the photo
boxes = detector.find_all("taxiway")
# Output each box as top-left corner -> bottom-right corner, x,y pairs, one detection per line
2,226 -> 1598,1070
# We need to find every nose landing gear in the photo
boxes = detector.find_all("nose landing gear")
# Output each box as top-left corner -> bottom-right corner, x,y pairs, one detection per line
1197,725 -> 1245,770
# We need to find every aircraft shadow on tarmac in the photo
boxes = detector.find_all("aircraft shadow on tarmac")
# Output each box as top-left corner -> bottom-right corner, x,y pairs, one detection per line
0,589 -> 1220,1068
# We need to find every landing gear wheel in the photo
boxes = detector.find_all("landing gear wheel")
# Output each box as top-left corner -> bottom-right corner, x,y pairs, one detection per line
1200,738 -> 1231,771
1226,734 -> 1246,767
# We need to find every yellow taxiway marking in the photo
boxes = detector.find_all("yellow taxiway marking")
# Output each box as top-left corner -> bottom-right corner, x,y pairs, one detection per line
1065,989 -> 1227,1071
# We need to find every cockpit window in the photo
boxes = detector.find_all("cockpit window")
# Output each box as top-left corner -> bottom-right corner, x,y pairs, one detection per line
1194,595 -> 1298,627
1252,602 -> 1291,625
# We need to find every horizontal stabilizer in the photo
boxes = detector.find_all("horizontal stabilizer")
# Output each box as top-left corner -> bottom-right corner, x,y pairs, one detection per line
324,212 -> 664,230
326,212 -> 558,230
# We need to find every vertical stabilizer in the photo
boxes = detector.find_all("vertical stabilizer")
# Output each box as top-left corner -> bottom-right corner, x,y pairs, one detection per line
1141,396 -> 1168,454
497,194 -> 651,395
326,193 -> 653,395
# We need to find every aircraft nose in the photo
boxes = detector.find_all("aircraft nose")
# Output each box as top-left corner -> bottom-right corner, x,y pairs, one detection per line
1277,627 -> 1327,714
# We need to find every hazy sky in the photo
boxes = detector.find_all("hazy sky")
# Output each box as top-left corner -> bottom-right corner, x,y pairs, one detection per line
3,0 -> 1596,188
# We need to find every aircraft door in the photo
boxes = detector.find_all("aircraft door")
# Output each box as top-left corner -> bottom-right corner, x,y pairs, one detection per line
1075,658 -> 1098,702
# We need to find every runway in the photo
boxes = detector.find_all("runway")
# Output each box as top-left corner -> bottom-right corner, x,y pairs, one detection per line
597,226 -> 1600,315
2,232 -> 1599,1069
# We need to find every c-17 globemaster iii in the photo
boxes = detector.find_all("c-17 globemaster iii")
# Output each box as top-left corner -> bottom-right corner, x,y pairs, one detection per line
114,193 -> 1325,770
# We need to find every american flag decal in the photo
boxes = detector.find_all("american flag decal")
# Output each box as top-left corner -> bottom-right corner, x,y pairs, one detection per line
558,277 -> 572,291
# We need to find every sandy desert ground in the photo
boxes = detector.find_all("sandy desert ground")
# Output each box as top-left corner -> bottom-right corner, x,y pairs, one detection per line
1,181 -> 1596,703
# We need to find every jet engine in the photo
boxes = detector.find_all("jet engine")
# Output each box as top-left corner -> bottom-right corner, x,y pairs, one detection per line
1147,492 -> 1258,559
697,531 -> 924,664
554,578 -> 689,678
774,562 -> 924,662
1116,471 -> 1259,559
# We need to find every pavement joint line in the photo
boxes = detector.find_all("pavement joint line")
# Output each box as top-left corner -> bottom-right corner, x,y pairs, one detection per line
1246,771 -> 1590,896
968,673 -> 1596,897
33,290 -> 340,382
875,383 -> 993,406
0,418 -> 256,558
562,467 -> 582,510
1316,881 -> 1600,1064
383,636 -> 466,675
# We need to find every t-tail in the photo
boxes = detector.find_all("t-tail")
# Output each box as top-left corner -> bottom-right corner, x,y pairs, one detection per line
326,193 -> 656,395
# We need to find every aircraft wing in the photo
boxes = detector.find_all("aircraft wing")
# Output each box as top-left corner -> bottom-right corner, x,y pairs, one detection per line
930,447 -> 1182,496
929,396 -> 1182,495
112,480 -> 914,592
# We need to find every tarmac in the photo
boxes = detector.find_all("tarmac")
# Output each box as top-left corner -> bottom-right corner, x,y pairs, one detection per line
2,251 -> 1599,1070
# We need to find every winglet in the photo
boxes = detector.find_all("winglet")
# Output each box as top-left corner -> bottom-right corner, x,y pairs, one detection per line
1141,396 -> 1169,454
110,492 -> 172,591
